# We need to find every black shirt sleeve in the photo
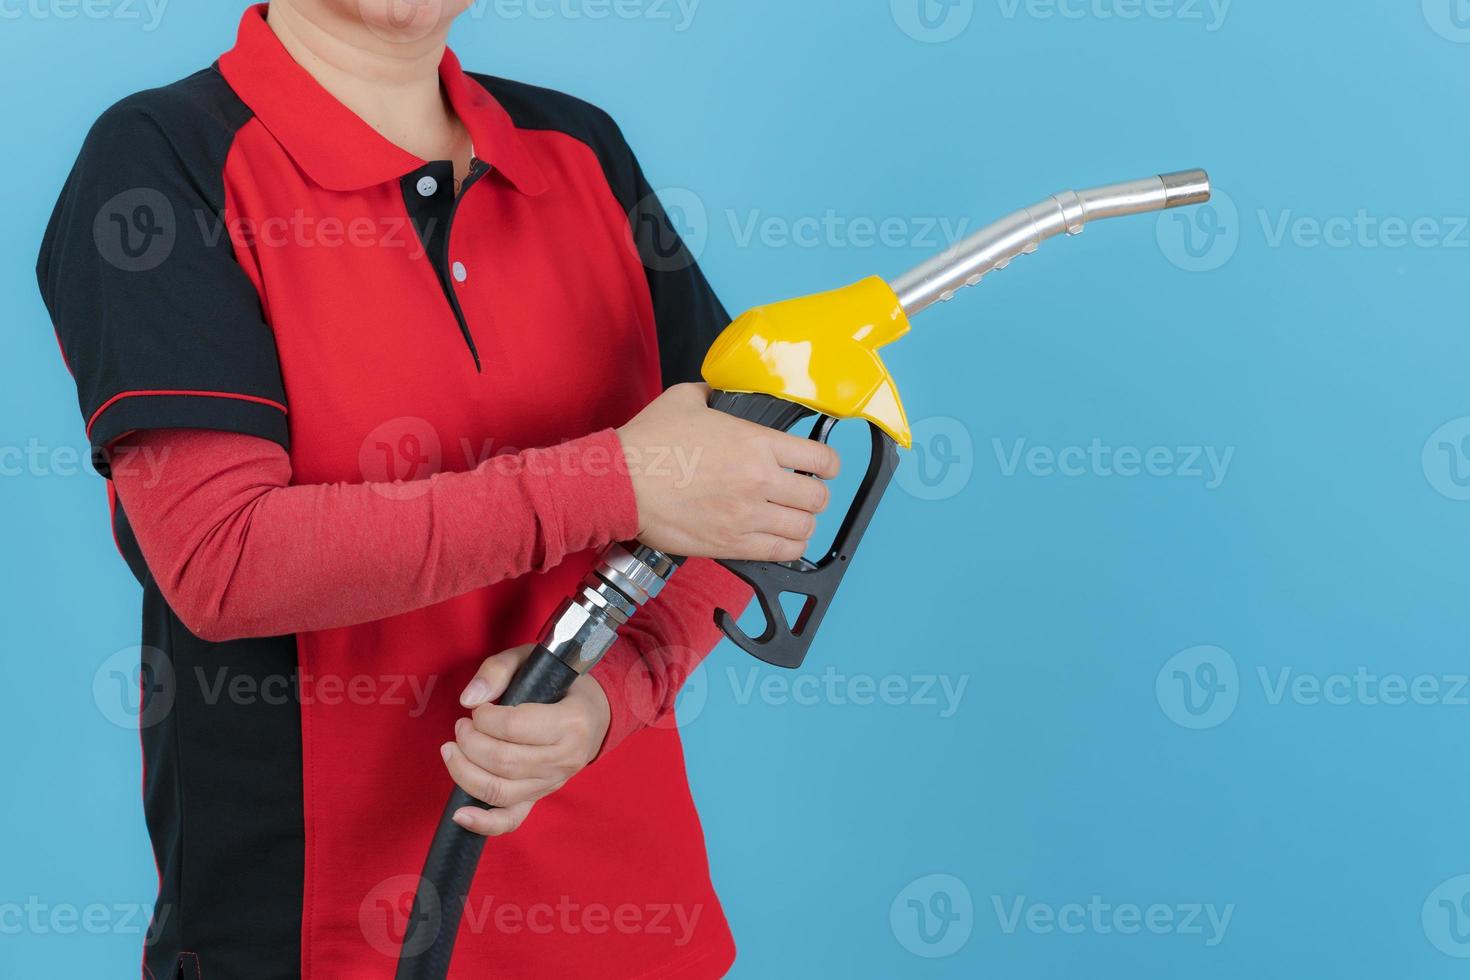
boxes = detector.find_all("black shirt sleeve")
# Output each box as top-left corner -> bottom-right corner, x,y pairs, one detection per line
36,71 -> 288,477
614,135 -> 732,388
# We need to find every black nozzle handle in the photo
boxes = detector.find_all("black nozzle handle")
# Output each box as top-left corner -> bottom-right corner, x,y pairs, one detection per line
395,644 -> 579,980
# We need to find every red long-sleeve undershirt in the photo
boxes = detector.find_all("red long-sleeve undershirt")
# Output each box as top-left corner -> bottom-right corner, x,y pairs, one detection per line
107,427 -> 750,755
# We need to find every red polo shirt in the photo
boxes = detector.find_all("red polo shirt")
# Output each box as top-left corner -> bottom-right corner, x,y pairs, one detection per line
37,6 -> 736,978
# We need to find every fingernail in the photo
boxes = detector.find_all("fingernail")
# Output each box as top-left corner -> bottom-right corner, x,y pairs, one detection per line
440,742 -> 454,763
460,679 -> 490,707
452,809 -> 473,828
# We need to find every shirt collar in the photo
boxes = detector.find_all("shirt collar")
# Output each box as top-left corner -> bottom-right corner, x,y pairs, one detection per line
218,4 -> 546,196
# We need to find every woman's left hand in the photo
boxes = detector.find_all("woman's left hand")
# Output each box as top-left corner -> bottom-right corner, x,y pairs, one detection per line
441,644 -> 611,836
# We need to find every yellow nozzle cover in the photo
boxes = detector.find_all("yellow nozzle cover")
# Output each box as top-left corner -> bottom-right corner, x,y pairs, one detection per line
701,276 -> 913,448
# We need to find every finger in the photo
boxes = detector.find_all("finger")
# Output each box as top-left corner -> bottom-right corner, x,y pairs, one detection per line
452,799 -> 535,837
461,644 -> 535,707
765,471 -> 830,513
751,503 -> 817,543
735,533 -> 808,564
441,742 -> 553,808
454,717 -> 561,781
768,434 -> 840,480
470,701 -> 565,746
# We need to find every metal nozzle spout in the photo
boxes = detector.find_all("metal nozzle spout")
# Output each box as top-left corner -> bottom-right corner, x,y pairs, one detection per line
889,168 -> 1212,317
1160,169 -> 1212,209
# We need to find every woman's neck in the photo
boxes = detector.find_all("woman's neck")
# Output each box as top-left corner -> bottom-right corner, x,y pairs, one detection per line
266,1 -> 467,165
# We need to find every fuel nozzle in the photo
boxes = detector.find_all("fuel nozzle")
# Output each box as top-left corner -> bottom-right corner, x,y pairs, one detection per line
889,169 -> 1212,316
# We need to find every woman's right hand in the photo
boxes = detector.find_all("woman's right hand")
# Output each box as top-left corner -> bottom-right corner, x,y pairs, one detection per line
616,383 -> 840,562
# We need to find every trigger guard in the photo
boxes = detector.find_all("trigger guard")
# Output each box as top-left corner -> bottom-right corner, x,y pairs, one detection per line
712,420 -> 901,670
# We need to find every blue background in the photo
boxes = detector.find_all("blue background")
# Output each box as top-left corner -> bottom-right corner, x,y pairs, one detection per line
3,1 -> 1468,977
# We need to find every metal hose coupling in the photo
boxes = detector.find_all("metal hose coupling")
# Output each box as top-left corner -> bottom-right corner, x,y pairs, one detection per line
535,544 -> 682,674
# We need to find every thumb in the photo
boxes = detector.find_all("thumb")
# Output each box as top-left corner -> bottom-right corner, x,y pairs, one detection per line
460,644 -> 535,707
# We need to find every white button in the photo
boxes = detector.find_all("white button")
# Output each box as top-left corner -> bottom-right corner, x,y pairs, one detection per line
452,261 -> 467,283
416,176 -> 439,197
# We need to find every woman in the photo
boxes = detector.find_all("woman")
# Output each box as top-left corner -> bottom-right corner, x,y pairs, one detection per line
37,3 -> 838,978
